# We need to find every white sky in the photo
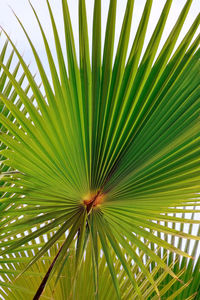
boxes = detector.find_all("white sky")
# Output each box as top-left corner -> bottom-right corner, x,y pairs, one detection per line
0,0 -> 199,75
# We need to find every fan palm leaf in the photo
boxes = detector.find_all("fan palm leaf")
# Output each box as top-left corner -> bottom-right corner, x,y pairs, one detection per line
0,0 -> 200,299
0,222 -> 199,299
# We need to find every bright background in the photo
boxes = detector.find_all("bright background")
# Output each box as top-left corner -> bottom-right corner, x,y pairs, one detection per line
0,0 -> 199,76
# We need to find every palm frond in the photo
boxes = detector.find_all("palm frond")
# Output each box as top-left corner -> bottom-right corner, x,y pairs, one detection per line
0,221 -> 199,299
0,0 -> 199,299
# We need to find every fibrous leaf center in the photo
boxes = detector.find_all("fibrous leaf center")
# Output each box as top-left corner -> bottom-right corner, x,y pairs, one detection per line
83,190 -> 104,213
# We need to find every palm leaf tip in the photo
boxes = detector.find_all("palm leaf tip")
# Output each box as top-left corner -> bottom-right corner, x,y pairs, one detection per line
0,0 -> 200,299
